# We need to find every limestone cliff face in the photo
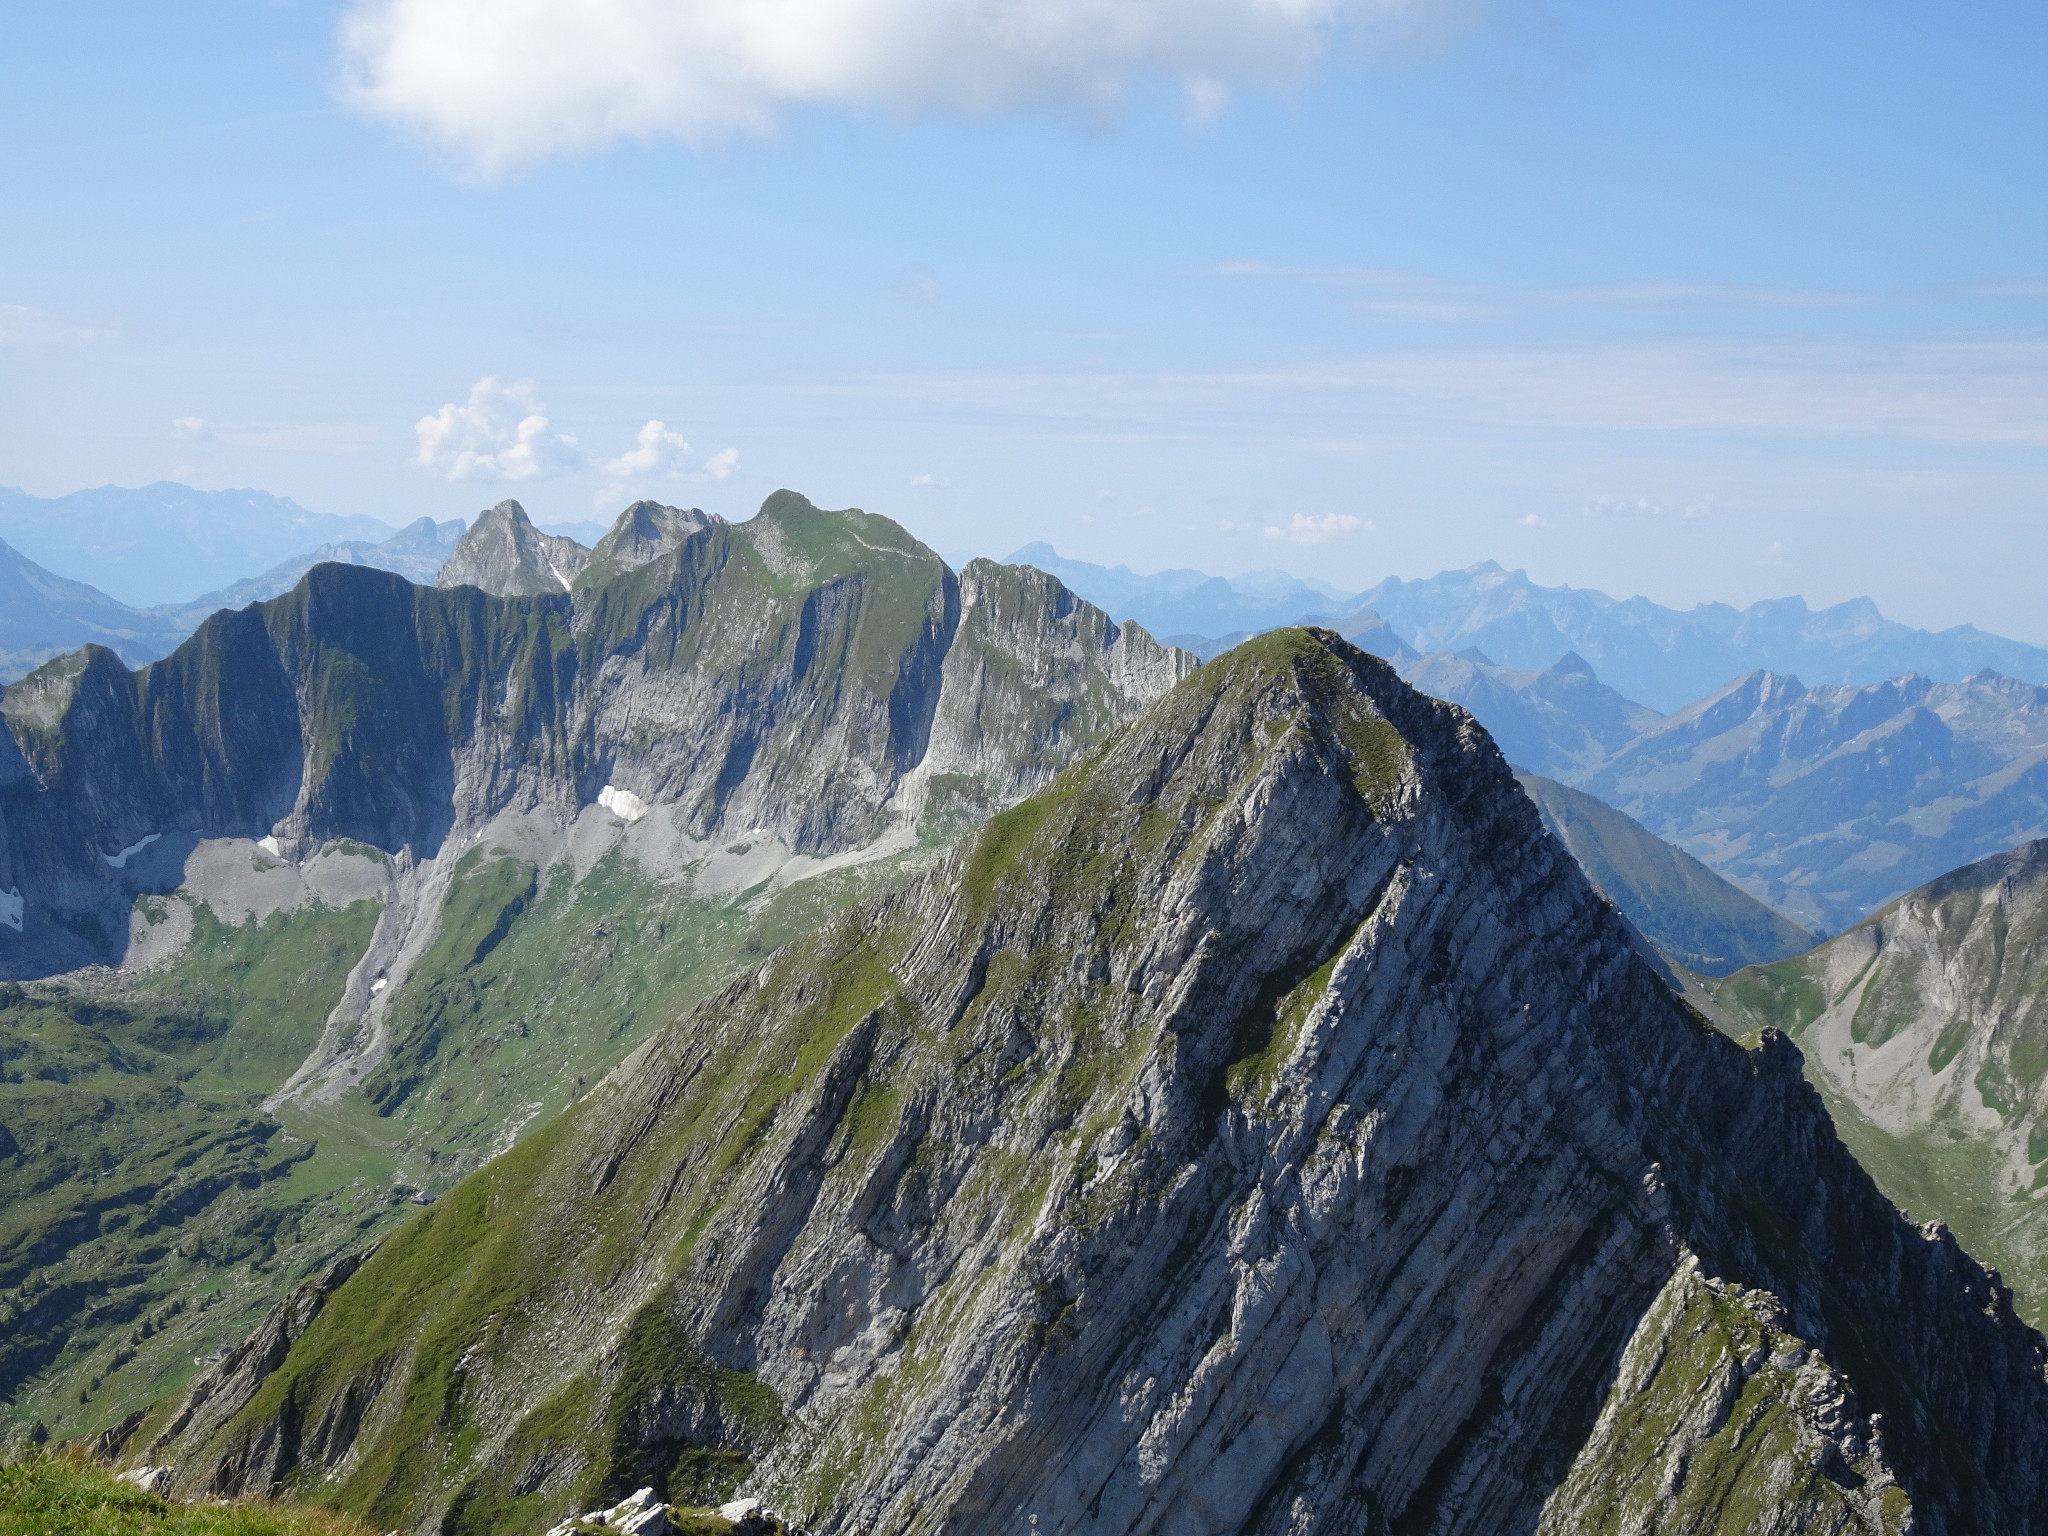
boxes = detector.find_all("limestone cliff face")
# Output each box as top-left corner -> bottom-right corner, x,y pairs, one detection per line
151,631 -> 2048,1536
436,500 -> 594,597
0,491 -> 1195,977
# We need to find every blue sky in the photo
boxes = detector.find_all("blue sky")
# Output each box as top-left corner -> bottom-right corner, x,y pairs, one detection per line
2,1 -> 2044,638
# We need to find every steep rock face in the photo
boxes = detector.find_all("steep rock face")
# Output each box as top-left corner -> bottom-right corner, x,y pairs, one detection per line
0,491 -> 1192,980
438,501 -> 594,597
1704,838 -> 2048,1325
582,502 -> 718,584
154,631 -> 2048,1536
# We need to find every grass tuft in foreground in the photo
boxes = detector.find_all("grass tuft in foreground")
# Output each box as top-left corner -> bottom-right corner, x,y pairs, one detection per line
0,1454 -> 378,1536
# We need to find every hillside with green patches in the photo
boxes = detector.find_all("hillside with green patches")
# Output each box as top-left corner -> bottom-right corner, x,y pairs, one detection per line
1700,837 -> 2048,1328
0,492 -> 1194,1448
0,1453 -> 378,1536
0,896 -> 410,1445
144,629 -> 2048,1536
1517,772 -> 1816,975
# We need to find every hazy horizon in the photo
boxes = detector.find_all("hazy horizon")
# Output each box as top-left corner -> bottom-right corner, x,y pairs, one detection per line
3,2 -> 2043,642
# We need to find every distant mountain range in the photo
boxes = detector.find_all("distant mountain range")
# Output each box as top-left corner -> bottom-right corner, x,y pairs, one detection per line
1356,563 -> 2048,712
0,537 -> 190,680
148,515 -> 466,630
1408,650 -> 2048,934
0,484 -> 395,608
1003,542 -> 1352,647
0,517 -> 468,683
1021,546 -> 2048,711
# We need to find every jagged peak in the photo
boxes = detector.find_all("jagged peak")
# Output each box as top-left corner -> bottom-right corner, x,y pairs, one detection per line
583,500 -> 720,580
953,628 -> 1436,919
436,499 -> 590,598
1541,649 -> 1597,679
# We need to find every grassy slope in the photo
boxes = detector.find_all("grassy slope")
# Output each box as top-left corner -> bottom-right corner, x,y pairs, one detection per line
0,1455 -> 378,1536
1518,773 -> 1816,976
0,897 -> 412,1445
355,838 -> 943,1194
0,837 -> 938,1449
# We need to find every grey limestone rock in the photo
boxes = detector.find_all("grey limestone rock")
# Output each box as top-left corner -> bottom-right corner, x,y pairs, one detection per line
438,499 -> 593,597
150,629 -> 2048,1535
584,501 -> 720,581
1702,835 -> 2048,1329
0,491 -> 1194,980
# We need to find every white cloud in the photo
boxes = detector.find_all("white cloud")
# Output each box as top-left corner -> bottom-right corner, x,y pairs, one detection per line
1583,495 -> 1715,521
1519,512 -> 1551,529
338,0 -> 1450,175
602,419 -> 692,478
172,416 -> 208,440
910,472 -> 949,488
704,447 -> 739,479
1264,511 -> 1360,544
415,376 -> 579,480
809,335 -> 2048,449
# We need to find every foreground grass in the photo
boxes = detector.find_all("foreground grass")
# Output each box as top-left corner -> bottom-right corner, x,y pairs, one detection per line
0,1455 -> 378,1536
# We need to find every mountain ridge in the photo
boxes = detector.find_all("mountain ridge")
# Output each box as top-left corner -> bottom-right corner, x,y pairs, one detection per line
1701,836 -> 2048,1328
138,628 -> 2048,1535
0,493 -> 1201,1446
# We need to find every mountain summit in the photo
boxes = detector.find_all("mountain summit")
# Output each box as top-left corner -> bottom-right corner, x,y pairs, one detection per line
436,498 -> 596,596
148,629 -> 2048,1535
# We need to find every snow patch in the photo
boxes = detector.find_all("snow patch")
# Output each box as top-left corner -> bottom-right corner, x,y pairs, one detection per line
258,835 -> 285,859
104,832 -> 162,869
0,886 -> 21,932
598,785 -> 651,823
370,975 -> 388,995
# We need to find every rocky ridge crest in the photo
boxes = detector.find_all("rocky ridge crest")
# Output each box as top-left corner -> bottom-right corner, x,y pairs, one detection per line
148,630 -> 2048,1535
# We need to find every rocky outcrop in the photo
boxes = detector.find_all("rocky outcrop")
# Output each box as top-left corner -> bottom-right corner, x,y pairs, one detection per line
583,502 -> 719,583
146,1246 -> 375,1467
438,500 -> 593,597
0,491 -> 1195,977
1704,836 -> 2048,1327
1539,1261 -> 1907,1533
151,630 -> 2048,1535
